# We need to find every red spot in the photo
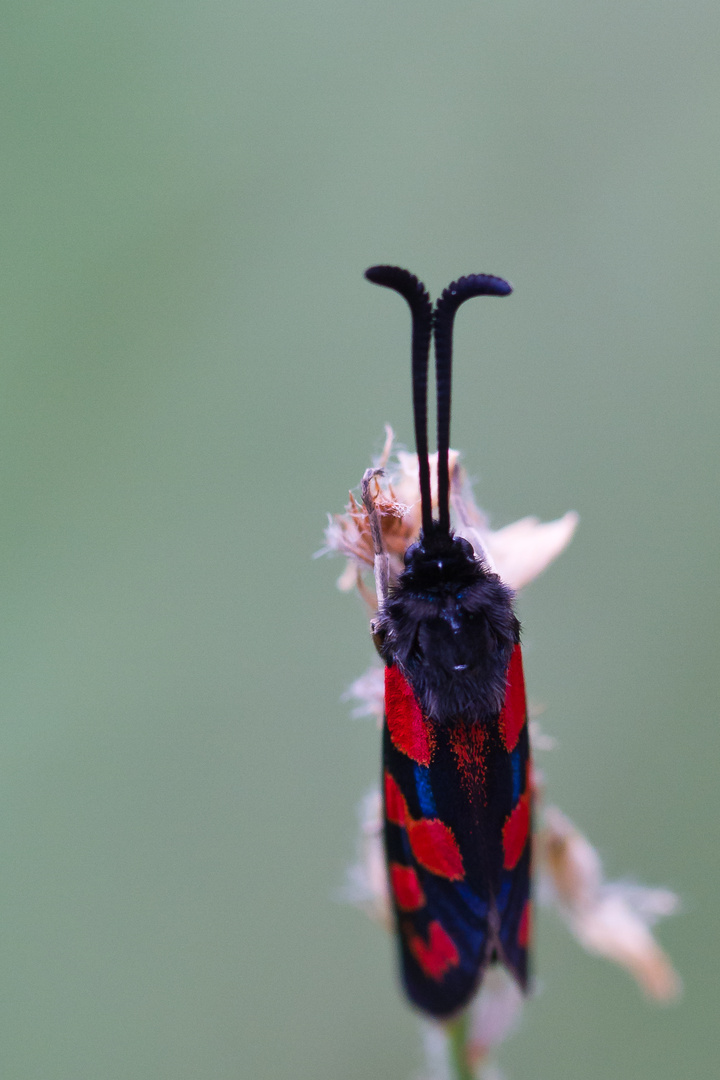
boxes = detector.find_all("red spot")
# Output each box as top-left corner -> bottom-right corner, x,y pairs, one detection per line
518,900 -> 532,949
408,920 -> 460,980
384,771 -> 408,827
502,791 -> 531,870
389,863 -> 426,910
385,665 -> 435,765
449,721 -> 487,800
499,644 -> 527,753
408,818 -> 465,880
384,771 -> 465,881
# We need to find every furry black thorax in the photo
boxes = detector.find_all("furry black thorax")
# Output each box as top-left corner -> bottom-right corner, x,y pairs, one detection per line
379,529 -> 519,725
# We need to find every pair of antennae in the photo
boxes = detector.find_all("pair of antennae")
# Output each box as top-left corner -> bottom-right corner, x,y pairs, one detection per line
365,266 -> 512,538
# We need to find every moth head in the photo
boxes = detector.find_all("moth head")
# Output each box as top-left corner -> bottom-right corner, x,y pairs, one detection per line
401,531 -> 479,591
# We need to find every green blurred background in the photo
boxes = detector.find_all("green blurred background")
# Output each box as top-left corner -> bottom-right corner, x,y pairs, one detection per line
1,2 -> 718,1077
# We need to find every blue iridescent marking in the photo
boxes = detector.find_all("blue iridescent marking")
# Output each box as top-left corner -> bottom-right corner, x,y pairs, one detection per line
453,881 -> 489,920
510,746 -> 523,804
426,887 -> 487,957
422,873 -> 489,931
413,765 -> 437,816
496,875 -> 513,913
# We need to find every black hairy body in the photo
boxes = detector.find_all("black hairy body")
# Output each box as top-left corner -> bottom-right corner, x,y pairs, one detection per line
378,530 -> 519,724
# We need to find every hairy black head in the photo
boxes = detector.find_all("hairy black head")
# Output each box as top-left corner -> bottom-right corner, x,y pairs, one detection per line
378,531 -> 519,724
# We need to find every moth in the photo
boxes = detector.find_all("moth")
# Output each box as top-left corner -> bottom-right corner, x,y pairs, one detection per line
362,266 -> 531,1018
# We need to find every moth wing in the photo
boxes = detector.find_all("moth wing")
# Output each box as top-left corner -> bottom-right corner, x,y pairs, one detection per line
382,646 -> 531,1018
493,644 -> 532,987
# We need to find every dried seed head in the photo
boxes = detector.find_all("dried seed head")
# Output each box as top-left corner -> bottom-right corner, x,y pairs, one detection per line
538,806 -> 682,1002
322,431 -> 579,610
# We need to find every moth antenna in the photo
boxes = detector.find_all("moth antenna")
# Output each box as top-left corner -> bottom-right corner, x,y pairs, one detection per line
433,274 -> 513,534
365,266 -> 434,536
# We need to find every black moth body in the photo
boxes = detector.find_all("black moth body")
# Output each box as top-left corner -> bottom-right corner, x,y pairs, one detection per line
377,528 -> 519,724
363,265 -> 532,1019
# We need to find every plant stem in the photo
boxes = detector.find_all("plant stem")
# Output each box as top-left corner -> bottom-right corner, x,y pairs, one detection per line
446,1013 -> 476,1080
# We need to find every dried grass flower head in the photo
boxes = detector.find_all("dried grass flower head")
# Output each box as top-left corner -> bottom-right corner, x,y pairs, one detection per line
323,426 -> 580,603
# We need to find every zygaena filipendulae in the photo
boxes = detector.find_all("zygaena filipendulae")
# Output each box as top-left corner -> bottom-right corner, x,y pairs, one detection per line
363,266 -> 530,1018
